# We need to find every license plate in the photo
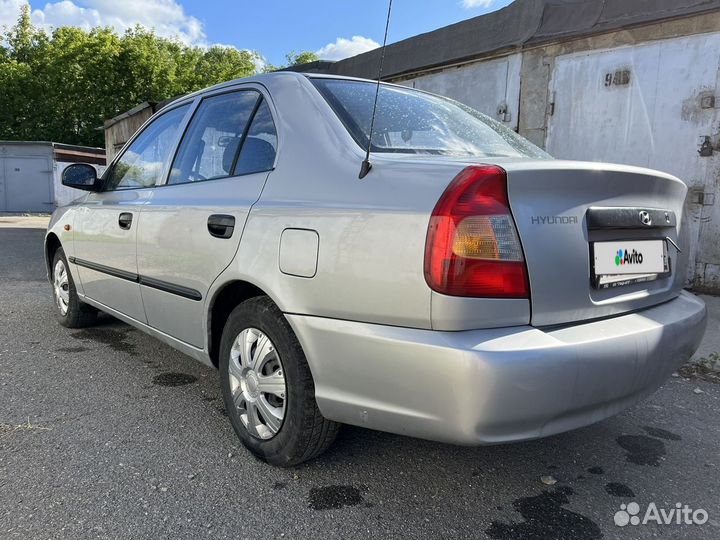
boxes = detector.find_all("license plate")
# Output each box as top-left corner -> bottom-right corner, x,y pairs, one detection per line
593,240 -> 668,285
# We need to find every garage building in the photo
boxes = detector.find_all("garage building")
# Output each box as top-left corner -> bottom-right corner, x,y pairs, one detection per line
0,141 -> 106,213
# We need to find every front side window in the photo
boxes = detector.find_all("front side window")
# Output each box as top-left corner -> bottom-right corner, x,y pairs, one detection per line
168,91 -> 260,185
311,78 -> 550,159
104,104 -> 190,190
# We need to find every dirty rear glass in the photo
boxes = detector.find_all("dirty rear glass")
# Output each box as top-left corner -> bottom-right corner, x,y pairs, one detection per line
311,78 -> 550,159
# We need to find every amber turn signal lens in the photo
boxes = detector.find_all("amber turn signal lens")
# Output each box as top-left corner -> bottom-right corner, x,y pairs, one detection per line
453,216 -> 499,259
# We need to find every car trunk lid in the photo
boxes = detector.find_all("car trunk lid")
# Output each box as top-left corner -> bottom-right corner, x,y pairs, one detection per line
503,160 -> 689,327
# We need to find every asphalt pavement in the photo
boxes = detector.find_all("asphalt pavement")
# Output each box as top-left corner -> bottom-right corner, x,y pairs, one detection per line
1,221 -> 718,540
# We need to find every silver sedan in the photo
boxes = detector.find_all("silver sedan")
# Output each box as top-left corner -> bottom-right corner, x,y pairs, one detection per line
46,72 -> 707,466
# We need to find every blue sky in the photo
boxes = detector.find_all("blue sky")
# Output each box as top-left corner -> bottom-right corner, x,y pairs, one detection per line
1,0 -> 514,65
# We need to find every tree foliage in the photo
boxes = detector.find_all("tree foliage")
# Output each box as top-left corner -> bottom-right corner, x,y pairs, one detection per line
285,50 -> 320,66
0,6 -> 261,146
262,50 -> 320,73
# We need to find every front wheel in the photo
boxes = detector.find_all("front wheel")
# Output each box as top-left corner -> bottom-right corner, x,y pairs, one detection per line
51,248 -> 98,328
219,296 -> 339,466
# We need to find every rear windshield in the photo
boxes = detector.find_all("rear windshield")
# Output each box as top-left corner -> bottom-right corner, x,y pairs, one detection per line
311,78 -> 550,159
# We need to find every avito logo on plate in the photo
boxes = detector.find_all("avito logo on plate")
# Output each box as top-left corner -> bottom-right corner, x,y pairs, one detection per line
615,248 -> 644,266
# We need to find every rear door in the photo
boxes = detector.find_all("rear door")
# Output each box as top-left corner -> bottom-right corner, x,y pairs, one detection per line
136,87 -> 278,347
73,103 -> 191,322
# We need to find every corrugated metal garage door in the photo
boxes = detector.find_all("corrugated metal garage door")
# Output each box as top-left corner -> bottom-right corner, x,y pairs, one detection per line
0,156 -> 53,212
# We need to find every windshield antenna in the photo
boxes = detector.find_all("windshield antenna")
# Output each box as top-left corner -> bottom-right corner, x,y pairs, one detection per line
359,0 -> 393,179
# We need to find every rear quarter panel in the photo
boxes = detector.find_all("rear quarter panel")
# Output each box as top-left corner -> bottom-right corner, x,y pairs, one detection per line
232,157 -> 460,329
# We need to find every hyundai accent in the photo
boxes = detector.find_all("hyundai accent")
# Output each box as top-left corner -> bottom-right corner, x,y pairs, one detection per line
46,73 -> 707,466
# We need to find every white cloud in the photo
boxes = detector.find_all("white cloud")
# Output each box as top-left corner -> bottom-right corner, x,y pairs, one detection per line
0,0 -> 207,45
460,0 -> 495,8
316,35 -> 380,61
0,0 -> 28,28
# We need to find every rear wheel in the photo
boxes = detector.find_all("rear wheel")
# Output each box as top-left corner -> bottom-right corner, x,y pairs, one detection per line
220,296 -> 339,466
51,248 -> 98,328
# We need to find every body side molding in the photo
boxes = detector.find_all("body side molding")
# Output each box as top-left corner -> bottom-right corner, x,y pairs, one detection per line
69,257 -> 202,301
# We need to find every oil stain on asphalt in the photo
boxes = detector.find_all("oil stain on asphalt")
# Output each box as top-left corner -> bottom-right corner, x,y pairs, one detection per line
70,327 -> 137,356
605,482 -> 635,498
486,486 -> 601,540
308,486 -> 363,510
616,435 -> 666,466
152,373 -> 197,387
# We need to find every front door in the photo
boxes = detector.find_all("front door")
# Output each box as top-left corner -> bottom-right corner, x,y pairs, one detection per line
136,89 -> 278,347
73,103 -> 191,322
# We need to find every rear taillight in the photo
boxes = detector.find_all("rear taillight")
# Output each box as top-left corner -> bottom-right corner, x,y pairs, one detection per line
424,165 -> 529,298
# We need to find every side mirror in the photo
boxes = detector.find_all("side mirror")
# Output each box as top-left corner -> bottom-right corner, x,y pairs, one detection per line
62,163 -> 100,191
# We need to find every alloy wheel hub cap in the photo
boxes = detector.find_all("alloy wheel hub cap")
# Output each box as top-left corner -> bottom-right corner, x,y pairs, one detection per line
53,260 -> 70,315
243,370 -> 260,399
228,328 -> 286,440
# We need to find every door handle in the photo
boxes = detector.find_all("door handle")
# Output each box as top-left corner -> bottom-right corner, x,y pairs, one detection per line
207,214 -> 235,239
118,212 -> 133,230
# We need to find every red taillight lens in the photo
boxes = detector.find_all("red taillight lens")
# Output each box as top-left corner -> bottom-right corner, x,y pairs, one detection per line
424,165 -> 529,298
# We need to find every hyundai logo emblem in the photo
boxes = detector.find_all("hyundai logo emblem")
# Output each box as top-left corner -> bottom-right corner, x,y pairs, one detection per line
639,210 -> 653,226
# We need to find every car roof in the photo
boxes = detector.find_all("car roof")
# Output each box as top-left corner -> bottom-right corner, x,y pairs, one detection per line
157,72 -> 389,113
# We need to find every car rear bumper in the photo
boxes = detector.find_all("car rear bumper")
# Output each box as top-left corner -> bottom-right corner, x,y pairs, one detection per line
286,290 -> 707,445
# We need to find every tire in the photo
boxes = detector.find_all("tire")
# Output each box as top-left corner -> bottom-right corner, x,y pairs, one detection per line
51,247 -> 98,328
219,296 -> 340,466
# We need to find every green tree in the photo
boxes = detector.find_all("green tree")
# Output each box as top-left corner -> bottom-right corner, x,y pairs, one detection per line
0,15 -> 260,146
285,50 -> 319,66
5,5 -> 46,64
262,50 -> 320,73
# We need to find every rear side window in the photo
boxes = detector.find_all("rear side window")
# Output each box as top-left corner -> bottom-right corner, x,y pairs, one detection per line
104,104 -> 190,190
311,78 -> 549,159
233,99 -> 278,176
168,91 -> 260,185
